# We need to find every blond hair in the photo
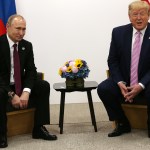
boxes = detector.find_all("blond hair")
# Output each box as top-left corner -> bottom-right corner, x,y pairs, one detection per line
128,0 -> 150,15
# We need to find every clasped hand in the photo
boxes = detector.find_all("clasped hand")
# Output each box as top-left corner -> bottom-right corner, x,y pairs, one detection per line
11,91 -> 29,109
118,82 -> 143,103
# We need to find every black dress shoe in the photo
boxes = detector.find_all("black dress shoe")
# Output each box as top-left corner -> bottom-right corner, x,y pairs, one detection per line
108,121 -> 131,137
0,134 -> 8,148
32,126 -> 57,140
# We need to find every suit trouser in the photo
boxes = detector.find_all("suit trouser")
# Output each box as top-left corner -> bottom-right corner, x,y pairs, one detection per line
97,77 -> 150,122
0,79 -> 50,134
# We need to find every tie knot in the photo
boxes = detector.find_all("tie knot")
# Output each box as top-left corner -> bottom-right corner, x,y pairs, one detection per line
13,44 -> 17,49
135,31 -> 141,36
134,31 -> 141,41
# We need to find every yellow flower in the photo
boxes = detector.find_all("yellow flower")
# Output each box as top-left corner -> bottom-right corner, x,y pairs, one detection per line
66,66 -> 72,72
75,59 -> 83,69
58,68 -> 62,76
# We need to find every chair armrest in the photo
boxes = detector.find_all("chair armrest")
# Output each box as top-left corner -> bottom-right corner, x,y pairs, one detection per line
37,72 -> 44,80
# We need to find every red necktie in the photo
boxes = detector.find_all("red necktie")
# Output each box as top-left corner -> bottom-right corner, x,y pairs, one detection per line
13,44 -> 22,96
130,32 -> 141,86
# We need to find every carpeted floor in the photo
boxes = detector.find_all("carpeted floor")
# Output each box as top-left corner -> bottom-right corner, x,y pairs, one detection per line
6,102 -> 150,150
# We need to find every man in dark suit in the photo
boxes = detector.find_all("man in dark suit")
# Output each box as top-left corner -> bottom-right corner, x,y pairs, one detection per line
97,0 -> 150,137
0,14 -> 57,148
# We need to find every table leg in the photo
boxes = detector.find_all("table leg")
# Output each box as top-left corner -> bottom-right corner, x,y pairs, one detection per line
59,91 -> 66,134
87,90 -> 97,132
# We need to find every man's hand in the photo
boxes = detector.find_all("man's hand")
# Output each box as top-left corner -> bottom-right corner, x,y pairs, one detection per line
124,84 -> 143,102
11,94 -> 21,109
118,82 -> 128,97
20,91 -> 30,109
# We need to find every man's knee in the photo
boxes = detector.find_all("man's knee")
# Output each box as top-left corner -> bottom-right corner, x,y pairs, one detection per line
97,78 -> 120,99
97,82 -> 109,102
97,79 -> 111,96
39,80 -> 50,91
34,80 -> 50,94
97,82 -> 105,96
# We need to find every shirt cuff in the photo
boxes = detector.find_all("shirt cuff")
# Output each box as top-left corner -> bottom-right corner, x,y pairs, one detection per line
118,81 -> 126,85
139,83 -> 145,89
23,88 -> 31,94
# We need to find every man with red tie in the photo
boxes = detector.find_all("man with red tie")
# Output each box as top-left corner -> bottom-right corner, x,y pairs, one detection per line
97,0 -> 150,137
0,14 -> 57,148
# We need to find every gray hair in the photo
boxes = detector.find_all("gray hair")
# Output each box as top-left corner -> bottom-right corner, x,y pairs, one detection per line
7,14 -> 25,25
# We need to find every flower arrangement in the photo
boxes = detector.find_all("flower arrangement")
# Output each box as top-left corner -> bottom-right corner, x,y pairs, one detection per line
59,59 -> 90,79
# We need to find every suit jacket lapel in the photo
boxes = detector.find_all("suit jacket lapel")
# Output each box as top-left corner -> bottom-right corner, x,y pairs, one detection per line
139,23 -> 150,73
2,35 -> 11,71
18,41 -> 26,69
124,25 -> 133,78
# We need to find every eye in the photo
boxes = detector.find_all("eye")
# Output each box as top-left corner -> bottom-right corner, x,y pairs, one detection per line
132,13 -> 138,17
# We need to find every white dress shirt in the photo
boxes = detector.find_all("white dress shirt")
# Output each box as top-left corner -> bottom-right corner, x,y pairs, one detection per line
118,26 -> 147,89
7,34 -> 31,93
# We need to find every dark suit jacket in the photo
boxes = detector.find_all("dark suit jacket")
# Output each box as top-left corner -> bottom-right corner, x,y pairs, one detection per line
0,34 -> 37,93
108,23 -> 150,88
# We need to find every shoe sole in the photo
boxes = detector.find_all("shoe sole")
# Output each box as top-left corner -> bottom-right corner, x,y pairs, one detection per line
108,130 -> 131,137
32,135 -> 57,141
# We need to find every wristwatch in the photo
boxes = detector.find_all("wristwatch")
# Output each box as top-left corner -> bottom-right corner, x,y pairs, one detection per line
8,91 -> 15,100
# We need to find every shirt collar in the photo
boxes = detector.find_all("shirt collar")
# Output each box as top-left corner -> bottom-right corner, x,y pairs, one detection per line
6,34 -> 19,48
132,26 -> 147,36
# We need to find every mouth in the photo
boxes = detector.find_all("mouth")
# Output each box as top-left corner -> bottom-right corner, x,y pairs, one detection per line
136,21 -> 143,27
136,21 -> 142,25
15,36 -> 23,42
17,36 -> 23,39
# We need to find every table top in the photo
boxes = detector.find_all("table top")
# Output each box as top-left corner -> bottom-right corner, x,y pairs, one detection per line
53,81 -> 98,92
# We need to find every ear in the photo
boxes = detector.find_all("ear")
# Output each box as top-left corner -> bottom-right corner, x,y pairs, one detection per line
128,15 -> 132,23
6,23 -> 9,30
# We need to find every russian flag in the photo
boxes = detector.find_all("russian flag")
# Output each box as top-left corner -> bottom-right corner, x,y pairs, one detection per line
0,0 -> 16,36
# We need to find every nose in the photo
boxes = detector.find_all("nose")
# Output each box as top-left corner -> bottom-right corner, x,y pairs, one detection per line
19,29 -> 25,36
137,14 -> 142,19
